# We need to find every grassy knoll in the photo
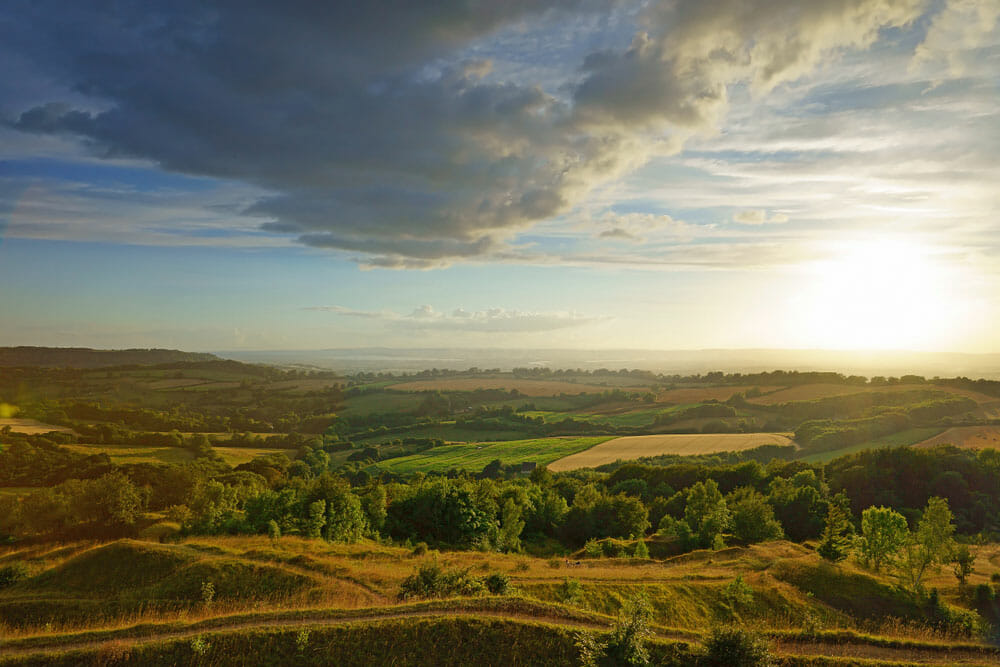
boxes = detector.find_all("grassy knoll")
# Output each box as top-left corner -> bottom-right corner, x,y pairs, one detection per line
372,436 -> 612,473
799,427 -> 945,464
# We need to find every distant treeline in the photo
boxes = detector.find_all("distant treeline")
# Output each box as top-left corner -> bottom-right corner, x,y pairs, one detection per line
0,346 -> 219,368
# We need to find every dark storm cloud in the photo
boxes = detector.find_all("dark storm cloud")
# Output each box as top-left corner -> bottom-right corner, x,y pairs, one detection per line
3,0 -> 934,264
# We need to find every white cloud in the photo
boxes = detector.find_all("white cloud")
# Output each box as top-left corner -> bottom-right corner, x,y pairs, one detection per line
305,304 -> 606,332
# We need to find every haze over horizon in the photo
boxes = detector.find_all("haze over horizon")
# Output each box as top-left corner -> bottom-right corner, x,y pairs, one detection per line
2,1 -> 998,354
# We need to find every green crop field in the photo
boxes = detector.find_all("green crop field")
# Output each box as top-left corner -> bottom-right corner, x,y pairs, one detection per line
373,436 -> 612,473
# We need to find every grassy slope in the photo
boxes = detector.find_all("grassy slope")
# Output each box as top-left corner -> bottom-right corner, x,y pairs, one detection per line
799,427 -> 945,464
3,537 -> 998,666
373,436 -> 612,473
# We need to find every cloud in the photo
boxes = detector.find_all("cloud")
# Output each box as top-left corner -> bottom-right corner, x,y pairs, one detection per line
913,0 -> 1000,78
305,304 -> 605,332
599,227 -> 640,241
733,209 -> 789,224
1,0 -> 946,266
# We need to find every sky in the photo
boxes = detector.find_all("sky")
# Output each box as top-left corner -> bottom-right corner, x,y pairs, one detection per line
1,0 -> 998,354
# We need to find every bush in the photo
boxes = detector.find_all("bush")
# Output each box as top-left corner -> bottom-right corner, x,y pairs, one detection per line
701,626 -> 774,666
398,561 -> 487,600
411,542 -> 429,556
484,572 -> 511,595
0,562 -> 29,588
556,577 -> 583,605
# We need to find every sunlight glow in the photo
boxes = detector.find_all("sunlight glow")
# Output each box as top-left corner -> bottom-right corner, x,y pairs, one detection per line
789,238 -> 971,351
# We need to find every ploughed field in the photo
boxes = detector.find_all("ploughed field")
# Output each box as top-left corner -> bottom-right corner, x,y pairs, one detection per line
547,433 -> 795,471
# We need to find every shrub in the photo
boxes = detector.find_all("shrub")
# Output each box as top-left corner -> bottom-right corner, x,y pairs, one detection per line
701,626 -> 774,666
0,562 -> 29,588
557,577 -> 583,605
722,575 -> 754,612
484,572 -> 511,595
584,539 -> 603,558
398,561 -> 487,600
411,542 -> 428,556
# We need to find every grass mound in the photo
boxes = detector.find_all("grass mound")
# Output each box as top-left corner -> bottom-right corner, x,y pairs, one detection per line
153,559 -> 316,602
770,560 -> 924,622
21,541 -> 195,594
0,616 -> 695,667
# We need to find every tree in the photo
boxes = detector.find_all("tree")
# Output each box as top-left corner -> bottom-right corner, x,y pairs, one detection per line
498,498 -> 525,553
856,506 -> 908,573
684,479 -> 730,549
817,493 -> 854,563
304,500 -> 327,538
727,487 -> 783,544
952,544 -> 975,586
899,496 -> 956,593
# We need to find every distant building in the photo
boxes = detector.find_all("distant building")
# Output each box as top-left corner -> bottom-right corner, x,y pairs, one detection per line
519,461 -> 537,474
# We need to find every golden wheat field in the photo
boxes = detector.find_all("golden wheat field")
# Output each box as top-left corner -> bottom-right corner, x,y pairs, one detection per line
547,433 -> 795,471
0,418 -> 76,435
914,425 -> 1000,450
386,378 -> 645,396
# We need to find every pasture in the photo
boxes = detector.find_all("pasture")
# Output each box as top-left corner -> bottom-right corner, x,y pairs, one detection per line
914,425 -> 1000,450
656,385 -> 780,404
373,436 -> 612,473
547,433 -> 794,471
386,378 -> 641,396
748,382 -> 998,406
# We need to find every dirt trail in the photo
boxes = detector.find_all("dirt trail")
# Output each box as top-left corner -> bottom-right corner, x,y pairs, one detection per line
4,606 -> 1000,665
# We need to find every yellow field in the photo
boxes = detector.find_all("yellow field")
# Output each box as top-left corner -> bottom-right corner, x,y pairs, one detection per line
0,418 -> 76,435
387,378 -> 642,396
914,426 -> 1000,450
547,433 -> 794,471
747,383 -> 997,406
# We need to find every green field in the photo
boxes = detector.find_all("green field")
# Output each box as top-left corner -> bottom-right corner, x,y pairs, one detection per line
799,427 -> 947,463
354,423 -> 529,446
373,436 -> 612,473
339,391 -> 426,416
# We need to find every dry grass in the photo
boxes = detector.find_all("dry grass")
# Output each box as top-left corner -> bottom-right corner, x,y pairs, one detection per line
547,433 -> 794,471
0,418 -> 76,435
386,378 -> 642,396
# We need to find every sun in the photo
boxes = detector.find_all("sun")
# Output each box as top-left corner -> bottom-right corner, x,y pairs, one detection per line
788,237 -> 968,351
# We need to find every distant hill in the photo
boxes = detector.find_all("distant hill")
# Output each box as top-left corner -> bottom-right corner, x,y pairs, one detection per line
0,346 -> 221,368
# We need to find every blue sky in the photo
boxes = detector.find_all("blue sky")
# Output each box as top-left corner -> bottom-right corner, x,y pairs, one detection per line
1,0 -> 998,353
